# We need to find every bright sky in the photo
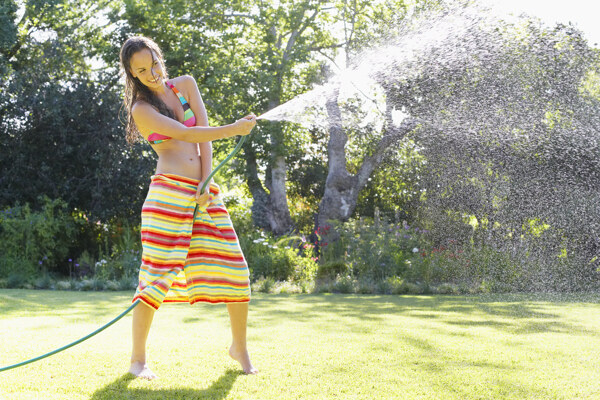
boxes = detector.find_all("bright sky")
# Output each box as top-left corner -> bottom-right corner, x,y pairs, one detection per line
478,0 -> 600,46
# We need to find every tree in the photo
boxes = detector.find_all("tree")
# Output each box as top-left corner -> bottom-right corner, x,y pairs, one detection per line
0,0 -> 155,220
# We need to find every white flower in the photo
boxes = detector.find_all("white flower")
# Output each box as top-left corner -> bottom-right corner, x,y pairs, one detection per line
412,248 -> 419,253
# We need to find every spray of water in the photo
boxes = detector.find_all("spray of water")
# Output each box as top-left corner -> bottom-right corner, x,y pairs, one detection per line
259,2 -> 600,293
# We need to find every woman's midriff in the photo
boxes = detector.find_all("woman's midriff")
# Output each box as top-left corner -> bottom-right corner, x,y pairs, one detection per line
153,141 -> 204,181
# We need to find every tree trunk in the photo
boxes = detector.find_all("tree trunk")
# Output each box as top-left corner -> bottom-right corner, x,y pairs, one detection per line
268,104 -> 294,235
316,85 -> 417,233
244,101 -> 294,236
243,141 -> 271,230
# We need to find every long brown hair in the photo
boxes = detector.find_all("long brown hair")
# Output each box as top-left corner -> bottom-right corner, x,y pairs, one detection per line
119,36 -> 176,143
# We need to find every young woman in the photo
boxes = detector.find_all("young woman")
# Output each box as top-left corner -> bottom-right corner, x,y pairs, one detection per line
119,36 -> 258,379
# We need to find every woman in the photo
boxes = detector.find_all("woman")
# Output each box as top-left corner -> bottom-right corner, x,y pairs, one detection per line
119,36 -> 258,379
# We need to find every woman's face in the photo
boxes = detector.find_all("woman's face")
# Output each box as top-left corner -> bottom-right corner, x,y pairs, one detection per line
129,48 -> 165,88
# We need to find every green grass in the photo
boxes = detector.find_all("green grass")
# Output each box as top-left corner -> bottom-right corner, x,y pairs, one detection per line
0,290 -> 599,399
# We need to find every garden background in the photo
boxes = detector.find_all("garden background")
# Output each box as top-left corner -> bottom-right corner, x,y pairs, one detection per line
1,0 -> 600,295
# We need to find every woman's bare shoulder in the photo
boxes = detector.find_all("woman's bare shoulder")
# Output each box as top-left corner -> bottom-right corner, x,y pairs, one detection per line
171,75 -> 200,97
171,74 -> 197,86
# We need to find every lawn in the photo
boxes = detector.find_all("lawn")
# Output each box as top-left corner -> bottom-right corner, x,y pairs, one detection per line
0,290 -> 599,399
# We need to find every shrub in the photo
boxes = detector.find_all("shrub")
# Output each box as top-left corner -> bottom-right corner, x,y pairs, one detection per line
377,276 -> 407,295
104,280 -> 120,291
318,217 -> 427,281
240,230 -> 318,282
404,282 -> 423,294
436,283 -> 460,295
56,280 -> 72,290
251,276 -> 276,293
7,272 -> 26,288
316,260 -> 349,281
332,275 -> 357,294
119,276 -> 137,291
0,197 -> 79,280
357,279 -> 375,294
76,279 -> 94,291
33,274 -> 53,290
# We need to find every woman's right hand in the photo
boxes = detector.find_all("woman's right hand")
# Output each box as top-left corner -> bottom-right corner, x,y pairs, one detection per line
232,113 -> 257,136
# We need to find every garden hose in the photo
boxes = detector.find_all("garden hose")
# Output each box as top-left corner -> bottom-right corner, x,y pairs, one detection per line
0,299 -> 141,373
0,133 -> 251,373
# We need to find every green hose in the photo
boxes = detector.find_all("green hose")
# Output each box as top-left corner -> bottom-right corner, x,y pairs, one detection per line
0,134 -> 250,373
0,299 -> 141,373
193,135 -> 247,220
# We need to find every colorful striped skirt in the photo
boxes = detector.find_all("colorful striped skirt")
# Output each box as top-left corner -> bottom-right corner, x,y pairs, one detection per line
132,173 -> 251,310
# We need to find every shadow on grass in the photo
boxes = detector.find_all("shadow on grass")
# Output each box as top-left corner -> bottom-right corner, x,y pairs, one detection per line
247,293 -> 600,336
90,369 -> 241,400
2,290 -> 599,337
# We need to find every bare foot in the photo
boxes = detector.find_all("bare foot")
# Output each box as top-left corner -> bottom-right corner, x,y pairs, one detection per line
229,344 -> 258,374
128,361 -> 158,380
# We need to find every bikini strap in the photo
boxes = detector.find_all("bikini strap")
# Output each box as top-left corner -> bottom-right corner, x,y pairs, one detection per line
166,80 -> 192,111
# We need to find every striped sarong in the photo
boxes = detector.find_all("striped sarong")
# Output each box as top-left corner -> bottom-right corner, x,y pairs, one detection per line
132,173 -> 251,310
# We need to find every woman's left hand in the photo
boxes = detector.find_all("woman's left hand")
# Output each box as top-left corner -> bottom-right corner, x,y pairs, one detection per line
195,180 -> 211,206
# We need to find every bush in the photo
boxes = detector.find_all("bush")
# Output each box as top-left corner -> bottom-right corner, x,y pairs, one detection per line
104,280 -> 120,291
56,280 -> 72,290
7,272 -> 26,288
404,282 -> 423,295
357,279 -> 375,294
94,222 -> 141,281
0,197 -> 79,280
76,279 -> 94,291
119,276 -> 137,291
332,275 -> 357,294
376,276 -> 407,295
317,217 -> 426,281
33,274 -> 53,289
317,260 -> 349,281
240,230 -> 318,282
435,282 -> 460,295
251,276 -> 276,293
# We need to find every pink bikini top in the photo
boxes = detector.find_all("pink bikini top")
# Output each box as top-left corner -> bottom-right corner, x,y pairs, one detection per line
147,80 -> 196,144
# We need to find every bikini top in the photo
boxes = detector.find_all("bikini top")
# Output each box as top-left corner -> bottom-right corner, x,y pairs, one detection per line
147,80 -> 197,145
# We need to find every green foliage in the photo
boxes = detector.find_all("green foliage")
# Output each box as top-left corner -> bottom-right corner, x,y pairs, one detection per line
0,0 -> 155,222
318,216 -> 426,281
238,228 -> 318,282
1,76 -> 155,221
0,197 -> 79,280
316,260 -> 349,280
354,139 -> 426,222
94,223 -> 142,281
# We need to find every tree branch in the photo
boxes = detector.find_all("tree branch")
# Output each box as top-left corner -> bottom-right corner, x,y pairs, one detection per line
223,12 -> 260,21
355,119 -> 419,189
308,42 -> 347,52
283,7 -> 320,63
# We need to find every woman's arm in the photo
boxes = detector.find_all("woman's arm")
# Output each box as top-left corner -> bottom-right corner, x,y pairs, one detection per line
131,101 -> 254,143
